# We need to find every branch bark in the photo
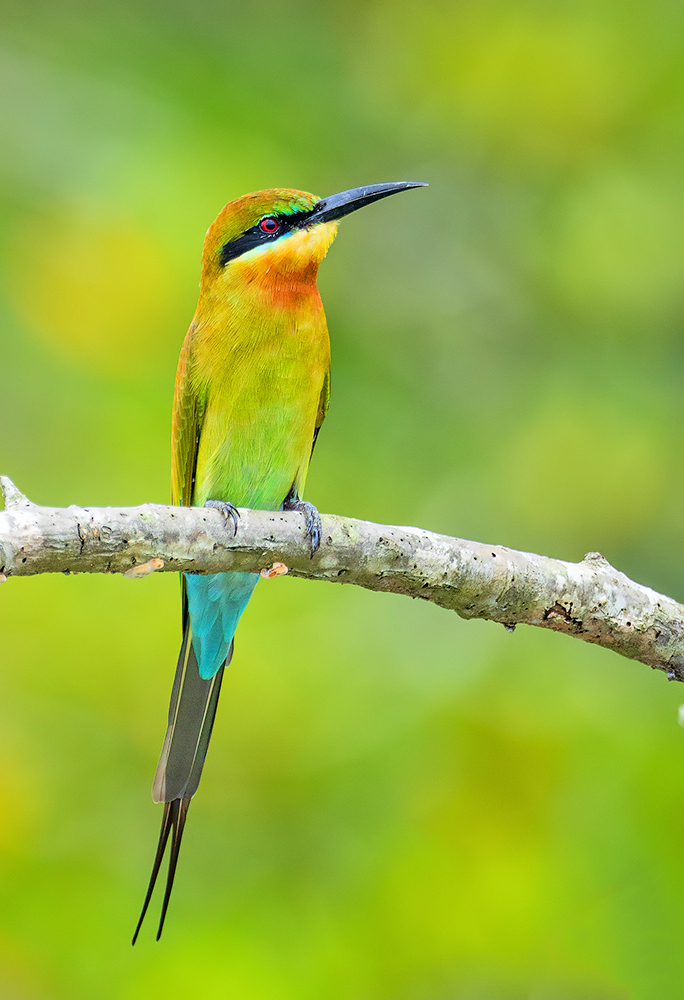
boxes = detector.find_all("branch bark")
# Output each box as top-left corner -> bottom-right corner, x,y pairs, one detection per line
1,476 -> 683,682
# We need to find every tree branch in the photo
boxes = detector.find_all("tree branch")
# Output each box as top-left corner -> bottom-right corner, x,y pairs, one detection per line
1,476 -> 683,682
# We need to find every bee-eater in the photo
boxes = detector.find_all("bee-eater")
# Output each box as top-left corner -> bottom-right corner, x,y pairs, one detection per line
132,181 -> 427,942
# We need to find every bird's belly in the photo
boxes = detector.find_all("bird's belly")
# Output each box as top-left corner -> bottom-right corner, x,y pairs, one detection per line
195,357 -> 325,510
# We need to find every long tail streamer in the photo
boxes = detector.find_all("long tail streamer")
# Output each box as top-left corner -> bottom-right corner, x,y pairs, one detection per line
132,623 -> 229,943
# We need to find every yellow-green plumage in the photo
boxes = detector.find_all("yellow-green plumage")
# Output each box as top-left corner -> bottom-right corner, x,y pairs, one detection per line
175,268 -> 331,510
172,188 -> 334,512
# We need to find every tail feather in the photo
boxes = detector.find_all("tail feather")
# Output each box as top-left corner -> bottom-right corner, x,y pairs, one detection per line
132,619 -> 229,943
156,797 -> 190,941
152,622 -> 229,803
185,571 -> 258,680
131,800 -> 174,945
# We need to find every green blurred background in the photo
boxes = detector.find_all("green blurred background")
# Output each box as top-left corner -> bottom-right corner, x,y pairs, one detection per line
1,0 -> 684,996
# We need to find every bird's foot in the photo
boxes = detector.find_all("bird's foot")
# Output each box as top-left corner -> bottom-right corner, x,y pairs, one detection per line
283,497 -> 321,557
205,499 -> 240,537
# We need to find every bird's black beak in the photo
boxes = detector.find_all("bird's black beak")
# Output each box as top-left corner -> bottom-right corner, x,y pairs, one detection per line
307,181 -> 428,226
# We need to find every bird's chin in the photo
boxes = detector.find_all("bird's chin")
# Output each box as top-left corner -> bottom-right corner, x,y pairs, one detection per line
232,221 -> 339,281
293,220 -> 340,265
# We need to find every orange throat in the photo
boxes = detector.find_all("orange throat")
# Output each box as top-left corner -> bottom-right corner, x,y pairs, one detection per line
221,221 -> 338,306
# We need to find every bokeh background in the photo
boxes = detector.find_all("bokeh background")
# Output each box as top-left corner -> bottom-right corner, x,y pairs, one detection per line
1,0 -> 684,996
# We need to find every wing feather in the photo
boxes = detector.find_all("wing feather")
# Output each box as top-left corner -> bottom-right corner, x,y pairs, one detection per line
310,366 -> 330,456
171,325 -> 206,508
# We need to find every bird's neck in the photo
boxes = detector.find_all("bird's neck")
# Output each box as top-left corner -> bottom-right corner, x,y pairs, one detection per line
197,268 -> 323,327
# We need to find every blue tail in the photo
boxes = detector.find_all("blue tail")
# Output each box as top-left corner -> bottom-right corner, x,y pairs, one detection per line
184,571 -> 259,679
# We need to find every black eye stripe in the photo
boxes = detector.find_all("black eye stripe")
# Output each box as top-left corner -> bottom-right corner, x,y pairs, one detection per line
219,209 -> 316,267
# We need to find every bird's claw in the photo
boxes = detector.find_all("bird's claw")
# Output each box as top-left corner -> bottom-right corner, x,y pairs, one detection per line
283,498 -> 321,557
205,499 -> 240,537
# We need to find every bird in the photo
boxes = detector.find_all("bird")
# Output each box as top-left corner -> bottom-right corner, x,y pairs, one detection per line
132,181 -> 427,943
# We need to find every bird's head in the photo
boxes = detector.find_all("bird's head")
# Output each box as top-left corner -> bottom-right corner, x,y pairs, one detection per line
200,182 -> 427,297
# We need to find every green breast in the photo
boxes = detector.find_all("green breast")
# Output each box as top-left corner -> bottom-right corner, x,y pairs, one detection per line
192,298 -> 330,510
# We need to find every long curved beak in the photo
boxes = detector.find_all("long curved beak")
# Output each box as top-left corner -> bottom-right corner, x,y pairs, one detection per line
307,181 -> 428,225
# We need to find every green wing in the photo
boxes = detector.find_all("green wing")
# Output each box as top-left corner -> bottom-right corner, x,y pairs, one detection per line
170,330 -> 207,633
311,366 -> 330,457
171,330 -> 206,508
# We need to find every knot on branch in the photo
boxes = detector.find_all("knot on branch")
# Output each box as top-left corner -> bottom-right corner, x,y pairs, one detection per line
583,551 -> 612,568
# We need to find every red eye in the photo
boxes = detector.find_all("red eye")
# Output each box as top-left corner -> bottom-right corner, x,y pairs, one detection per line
260,217 -> 279,234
